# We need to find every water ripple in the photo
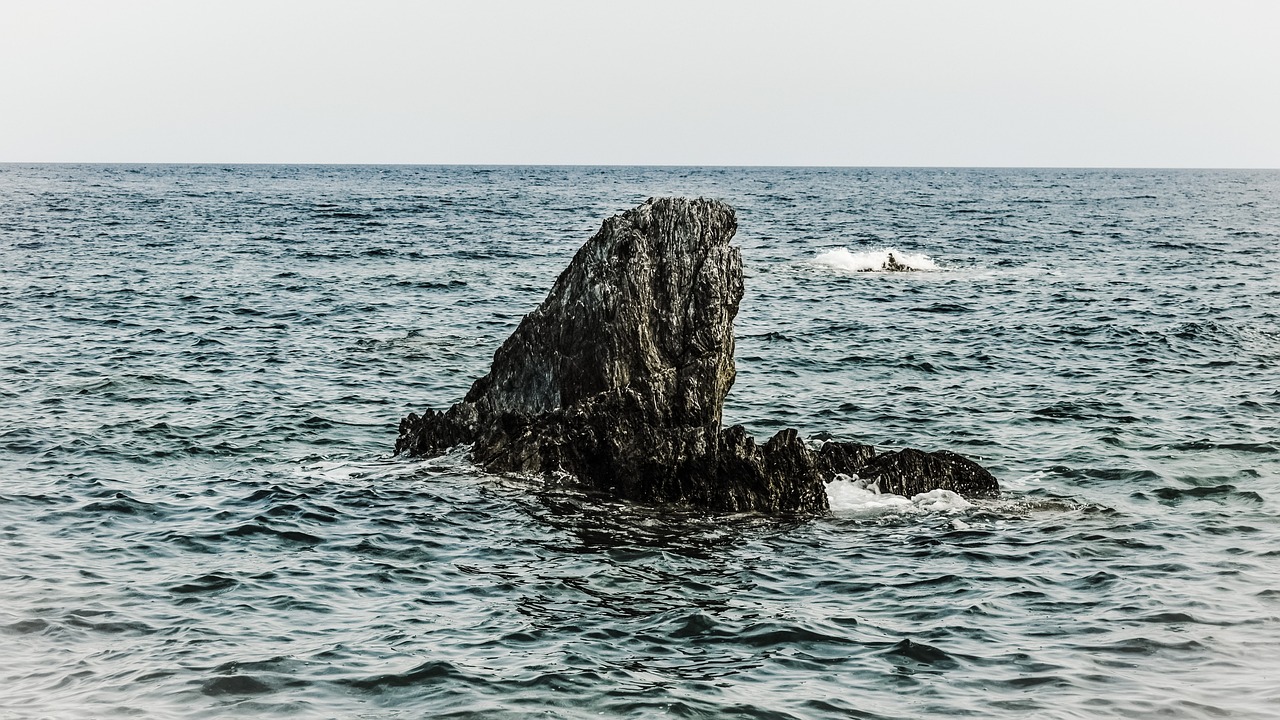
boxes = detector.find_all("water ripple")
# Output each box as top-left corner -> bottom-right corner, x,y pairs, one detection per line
2,165 -> 1279,718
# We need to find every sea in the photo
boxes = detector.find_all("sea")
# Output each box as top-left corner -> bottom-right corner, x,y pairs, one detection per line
1,164 -> 1278,719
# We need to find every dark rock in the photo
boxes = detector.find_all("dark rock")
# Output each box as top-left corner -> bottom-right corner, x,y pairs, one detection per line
857,448 -> 999,498
816,440 -> 878,479
881,251 -> 913,272
396,197 -> 998,513
813,440 -> 997,499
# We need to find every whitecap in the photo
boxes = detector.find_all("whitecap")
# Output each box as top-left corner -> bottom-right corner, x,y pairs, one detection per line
812,247 -> 938,272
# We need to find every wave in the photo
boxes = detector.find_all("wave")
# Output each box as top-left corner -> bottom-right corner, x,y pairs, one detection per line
812,247 -> 938,273
825,475 -> 971,515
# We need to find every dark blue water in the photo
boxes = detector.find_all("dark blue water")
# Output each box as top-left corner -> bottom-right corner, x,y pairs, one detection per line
2,165 -> 1278,719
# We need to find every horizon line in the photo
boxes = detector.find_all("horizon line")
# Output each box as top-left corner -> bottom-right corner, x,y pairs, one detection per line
1,161 -> 1278,171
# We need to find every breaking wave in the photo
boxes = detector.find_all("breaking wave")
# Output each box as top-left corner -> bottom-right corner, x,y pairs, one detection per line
813,246 -> 939,272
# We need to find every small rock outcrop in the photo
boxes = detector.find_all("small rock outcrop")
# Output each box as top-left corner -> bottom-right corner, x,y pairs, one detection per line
881,252 -> 912,272
396,198 -> 997,514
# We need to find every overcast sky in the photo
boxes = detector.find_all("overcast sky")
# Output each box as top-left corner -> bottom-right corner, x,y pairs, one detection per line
2,0 -> 1277,167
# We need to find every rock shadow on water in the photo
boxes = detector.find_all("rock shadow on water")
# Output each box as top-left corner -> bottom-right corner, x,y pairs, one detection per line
512,481 -> 802,561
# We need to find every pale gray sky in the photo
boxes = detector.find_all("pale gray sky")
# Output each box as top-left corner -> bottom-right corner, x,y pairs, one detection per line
2,0 -> 1277,166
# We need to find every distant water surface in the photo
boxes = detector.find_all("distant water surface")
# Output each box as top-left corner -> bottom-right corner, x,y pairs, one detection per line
1,165 -> 1279,719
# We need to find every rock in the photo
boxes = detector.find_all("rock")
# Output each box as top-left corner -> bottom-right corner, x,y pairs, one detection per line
816,440 -> 877,479
813,440 -> 999,498
881,252 -> 912,272
856,448 -> 998,498
816,441 -> 999,499
396,197 -> 998,513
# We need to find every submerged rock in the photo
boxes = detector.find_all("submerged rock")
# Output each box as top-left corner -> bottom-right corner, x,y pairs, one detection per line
397,197 -> 997,513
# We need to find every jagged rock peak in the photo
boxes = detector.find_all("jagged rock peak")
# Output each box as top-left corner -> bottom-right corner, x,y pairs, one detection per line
462,196 -> 742,429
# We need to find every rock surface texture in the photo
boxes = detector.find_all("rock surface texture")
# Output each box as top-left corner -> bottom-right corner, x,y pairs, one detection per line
396,198 -> 998,514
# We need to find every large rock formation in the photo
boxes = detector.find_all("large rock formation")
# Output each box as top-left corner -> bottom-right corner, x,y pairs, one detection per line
396,197 -> 997,514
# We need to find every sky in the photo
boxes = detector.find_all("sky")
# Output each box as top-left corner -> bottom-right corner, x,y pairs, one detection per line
2,0 -> 1278,167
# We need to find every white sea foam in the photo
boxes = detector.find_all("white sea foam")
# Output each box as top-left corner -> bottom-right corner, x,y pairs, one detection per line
813,247 -> 939,272
825,474 -> 972,517
910,488 -> 974,512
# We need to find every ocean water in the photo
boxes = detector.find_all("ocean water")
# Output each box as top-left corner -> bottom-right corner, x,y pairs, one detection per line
1,164 -> 1278,719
